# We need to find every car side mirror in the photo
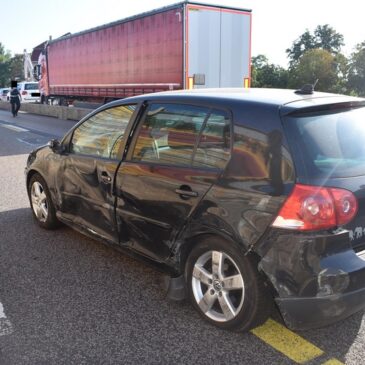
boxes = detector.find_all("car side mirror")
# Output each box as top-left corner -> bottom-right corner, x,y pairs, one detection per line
47,138 -> 63,152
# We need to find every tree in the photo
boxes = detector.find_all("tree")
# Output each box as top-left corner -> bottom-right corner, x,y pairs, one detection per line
289,49 -> 339,92
286,30 -> 315,67
0,43 -> 10,62
251,55 -> 289,88
8,54 -> 24,81
287,25 -> 344,67
314,25 -> 344,54
0,44 -> 24,87
252,55 -> 269,70
0,42 -> 11,87
333,52 -> 350,94
347,42 -> 365,96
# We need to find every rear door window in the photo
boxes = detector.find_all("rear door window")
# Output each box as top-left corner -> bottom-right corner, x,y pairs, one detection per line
131,103 -> 231,169
193,110 -> 231,169
24,83 -> 39,90
131,103 -> 208,167
283,106 -> 365,178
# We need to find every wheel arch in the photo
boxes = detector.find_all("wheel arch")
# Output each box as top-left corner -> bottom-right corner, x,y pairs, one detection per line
26,169 -> 55,203
174,228 -> 249,275
26,169 -> 42,191
172,229 -> 277,297
26,168 -> 50,191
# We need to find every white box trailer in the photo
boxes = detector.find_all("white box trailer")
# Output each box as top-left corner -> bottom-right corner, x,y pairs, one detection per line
185,3 -> 252,88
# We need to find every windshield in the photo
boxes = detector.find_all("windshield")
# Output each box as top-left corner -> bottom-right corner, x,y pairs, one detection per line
24,83 -> 39,90
283,107 -> 365,178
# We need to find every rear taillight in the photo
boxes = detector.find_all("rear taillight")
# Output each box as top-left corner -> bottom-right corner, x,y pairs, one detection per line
22,90 -> 27,95
272,184 -> 358,231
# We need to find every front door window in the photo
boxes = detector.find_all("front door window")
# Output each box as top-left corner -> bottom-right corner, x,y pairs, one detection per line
71,104 -> 136,159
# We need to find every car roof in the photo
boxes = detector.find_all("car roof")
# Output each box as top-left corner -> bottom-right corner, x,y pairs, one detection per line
108,88 -> 364,112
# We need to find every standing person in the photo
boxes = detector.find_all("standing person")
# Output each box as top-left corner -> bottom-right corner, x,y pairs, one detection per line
9,82 -> 21,117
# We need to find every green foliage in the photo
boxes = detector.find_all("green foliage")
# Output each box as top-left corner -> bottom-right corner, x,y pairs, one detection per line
288,49 -> 339,92
287,25 -> 344,67
333,53 -> 350,94
314,25 -> 344,54
0,43 -> 24,87
8,54 -> 24,81
252,25 -> 354,94
252,55 -> 269,70
0,42 -> 11,87
286,30 -> 315,67
347,42 -> 365,96
251,55 -> 289,88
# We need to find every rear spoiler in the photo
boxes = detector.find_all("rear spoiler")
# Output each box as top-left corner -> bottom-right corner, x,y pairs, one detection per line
284,101 -> 365,118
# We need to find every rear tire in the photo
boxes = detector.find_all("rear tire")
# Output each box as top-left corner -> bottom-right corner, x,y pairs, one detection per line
185,236 -> 271,332
28,173 -> 59,230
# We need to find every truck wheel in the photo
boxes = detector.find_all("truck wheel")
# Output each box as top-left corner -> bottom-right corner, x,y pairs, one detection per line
53,97 -> 66,106
185,236 -> 271,332
28,173 -> 59,230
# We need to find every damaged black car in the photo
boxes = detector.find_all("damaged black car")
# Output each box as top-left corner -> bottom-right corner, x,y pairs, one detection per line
25,88 -> 365,331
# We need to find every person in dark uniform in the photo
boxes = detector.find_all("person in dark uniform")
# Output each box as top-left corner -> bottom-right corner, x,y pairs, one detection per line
9,82 -> 21,117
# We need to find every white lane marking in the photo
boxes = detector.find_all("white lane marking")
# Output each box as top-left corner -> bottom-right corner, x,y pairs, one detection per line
0,302 -> 13,336
1,124 -> 29,132
0,303 -> 6,318
357,249 -> 365,261
16,138 -> 36,146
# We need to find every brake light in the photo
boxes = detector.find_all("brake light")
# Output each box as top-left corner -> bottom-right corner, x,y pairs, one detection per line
272,184 -> 358,231
22,91 -> 27,95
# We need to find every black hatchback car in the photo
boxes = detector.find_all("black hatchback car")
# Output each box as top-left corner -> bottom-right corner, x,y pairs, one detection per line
25,88 -> 365,331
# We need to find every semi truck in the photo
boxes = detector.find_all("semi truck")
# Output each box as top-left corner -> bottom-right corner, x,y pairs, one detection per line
34,1 -> 252,105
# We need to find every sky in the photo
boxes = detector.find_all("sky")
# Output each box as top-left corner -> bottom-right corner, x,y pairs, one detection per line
1,0 -> 365,67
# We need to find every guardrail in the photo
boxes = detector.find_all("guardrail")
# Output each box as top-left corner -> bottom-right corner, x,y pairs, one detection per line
0,101 -> 93,121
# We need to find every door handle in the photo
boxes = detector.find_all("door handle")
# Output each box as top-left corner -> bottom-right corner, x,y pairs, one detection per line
175,186 -> 199,198
100,171 -> 112,184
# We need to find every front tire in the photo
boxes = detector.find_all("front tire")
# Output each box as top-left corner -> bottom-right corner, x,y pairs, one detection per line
28,173 -> 59,230
185,236 -> 271,332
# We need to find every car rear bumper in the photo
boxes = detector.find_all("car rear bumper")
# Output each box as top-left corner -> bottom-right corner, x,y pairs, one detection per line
258,230 -> 365,330
22,98 -> 40,103
276,284 -> 365,330
277,247 -> 365,330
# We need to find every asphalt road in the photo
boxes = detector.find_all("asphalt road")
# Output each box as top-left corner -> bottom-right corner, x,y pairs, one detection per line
0,108 -> 364,364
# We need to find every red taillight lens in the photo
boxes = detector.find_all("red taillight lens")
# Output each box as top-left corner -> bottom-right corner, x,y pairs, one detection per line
272,184 -> 358,231
22,90 -> 27,95
329,188 -> 358,226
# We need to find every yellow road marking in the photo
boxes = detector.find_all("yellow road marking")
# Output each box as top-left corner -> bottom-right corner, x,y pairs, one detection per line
251,318 -> 324,364
322,359 -> 345,365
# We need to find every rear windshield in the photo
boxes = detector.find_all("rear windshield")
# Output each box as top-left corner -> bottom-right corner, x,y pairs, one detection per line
24,83 -> 38,90
283,106 -> 365,178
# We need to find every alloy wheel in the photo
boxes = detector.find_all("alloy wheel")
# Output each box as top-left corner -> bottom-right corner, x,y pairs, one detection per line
191,250 -> 245,322
31,181 -> 48,223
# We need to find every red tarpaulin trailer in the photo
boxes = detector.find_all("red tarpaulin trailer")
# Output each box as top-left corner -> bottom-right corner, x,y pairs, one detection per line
35,1 -> 252,104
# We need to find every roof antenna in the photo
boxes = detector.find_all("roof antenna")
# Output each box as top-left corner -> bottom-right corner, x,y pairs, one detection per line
295,79 -> 319,95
